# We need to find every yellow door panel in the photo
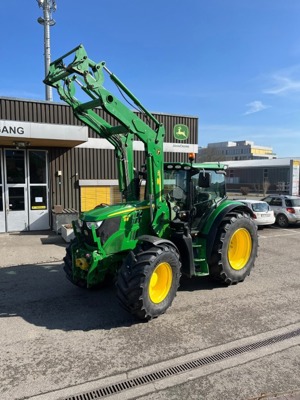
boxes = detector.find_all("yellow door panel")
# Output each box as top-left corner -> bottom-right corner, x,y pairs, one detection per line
80,186 -> 110,212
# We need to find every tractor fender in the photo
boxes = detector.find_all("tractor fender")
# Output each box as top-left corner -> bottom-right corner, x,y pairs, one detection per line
203,203 -> 255,263
137,234 -> 179,253
138,234 -> 194,277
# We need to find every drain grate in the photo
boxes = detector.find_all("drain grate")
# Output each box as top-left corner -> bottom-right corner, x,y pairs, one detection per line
63,327 -> 300,400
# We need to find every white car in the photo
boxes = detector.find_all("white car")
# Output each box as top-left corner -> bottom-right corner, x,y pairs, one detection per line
262,195 -> 300,227
240,199 -> 275,227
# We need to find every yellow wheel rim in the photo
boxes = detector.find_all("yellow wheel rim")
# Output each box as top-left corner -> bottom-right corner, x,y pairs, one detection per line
149,262 -> 173,304
228,228 -> 252,270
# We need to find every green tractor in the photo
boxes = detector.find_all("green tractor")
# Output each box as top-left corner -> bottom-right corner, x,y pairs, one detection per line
44,45 -> 258,320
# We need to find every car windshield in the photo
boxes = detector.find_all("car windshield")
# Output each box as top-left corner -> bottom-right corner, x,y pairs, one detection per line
251,202 -> 269,212
286,199 -> 300,207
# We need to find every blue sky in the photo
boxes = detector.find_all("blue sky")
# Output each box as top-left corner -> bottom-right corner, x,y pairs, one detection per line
1,1 -> 300,157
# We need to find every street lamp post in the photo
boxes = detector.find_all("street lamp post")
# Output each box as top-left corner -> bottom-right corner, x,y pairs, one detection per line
36,0 -> 57,101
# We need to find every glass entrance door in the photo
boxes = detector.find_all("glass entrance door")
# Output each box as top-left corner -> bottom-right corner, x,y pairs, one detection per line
28,150 -> 50,230
3,149 -> 50,232
5,149 -> 28,231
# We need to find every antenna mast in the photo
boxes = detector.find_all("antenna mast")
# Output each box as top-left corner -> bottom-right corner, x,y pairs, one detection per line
36,0 -> 57,101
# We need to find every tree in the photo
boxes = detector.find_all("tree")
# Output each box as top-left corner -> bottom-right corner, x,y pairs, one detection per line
262,180 -> 271,196
197,147 -> 222,162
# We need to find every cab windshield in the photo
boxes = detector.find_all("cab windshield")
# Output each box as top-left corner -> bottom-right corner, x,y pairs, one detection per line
164,168 -> 226,208
164,169 -> 188,207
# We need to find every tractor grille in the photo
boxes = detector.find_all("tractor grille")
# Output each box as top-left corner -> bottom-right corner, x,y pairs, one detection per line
81,217 -> 121,247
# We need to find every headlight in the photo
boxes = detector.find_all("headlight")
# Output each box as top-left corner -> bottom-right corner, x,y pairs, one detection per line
78,219 -> 84,228
86,221 -> 103,230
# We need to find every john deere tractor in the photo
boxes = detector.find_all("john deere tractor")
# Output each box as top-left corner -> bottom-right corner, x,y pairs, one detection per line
44,45 -> 258,320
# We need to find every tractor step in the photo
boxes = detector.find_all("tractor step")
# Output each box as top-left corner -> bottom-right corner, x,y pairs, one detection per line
192,242 -> 209,275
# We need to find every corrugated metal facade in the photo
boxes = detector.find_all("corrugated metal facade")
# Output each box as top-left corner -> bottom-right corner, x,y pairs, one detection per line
1,97 -> 198,212
0,98 -> 197,142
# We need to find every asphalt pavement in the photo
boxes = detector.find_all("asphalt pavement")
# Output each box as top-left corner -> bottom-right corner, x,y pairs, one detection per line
0,231 -> 300,400
0,230 -> 67,268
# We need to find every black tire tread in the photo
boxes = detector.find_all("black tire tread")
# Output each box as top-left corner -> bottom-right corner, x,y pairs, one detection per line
116,243 -> 181,320
209,212 -> 258,285
63,239 -> 86,288
276,214 -> 289,228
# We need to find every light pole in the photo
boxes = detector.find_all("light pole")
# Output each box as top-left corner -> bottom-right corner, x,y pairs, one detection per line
36,0 -> 57,101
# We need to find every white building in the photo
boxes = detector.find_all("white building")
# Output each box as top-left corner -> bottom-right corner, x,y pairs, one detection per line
198,140 -> 276,162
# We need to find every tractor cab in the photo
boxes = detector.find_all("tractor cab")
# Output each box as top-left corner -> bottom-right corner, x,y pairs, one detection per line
163,163 -> 227,229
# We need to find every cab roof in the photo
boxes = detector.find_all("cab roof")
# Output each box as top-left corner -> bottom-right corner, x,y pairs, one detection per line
164,161 -> 227,170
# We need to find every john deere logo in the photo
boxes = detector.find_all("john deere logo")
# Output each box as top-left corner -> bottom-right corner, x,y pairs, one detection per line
174,124 -> 189,140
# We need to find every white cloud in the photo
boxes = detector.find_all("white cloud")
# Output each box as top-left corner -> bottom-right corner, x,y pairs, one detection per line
264,66 -> 300,95
244,100 -> 269,115
264,75 -> 300,95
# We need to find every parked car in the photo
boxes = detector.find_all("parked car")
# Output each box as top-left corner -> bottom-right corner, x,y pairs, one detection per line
240,199 -> 275,228
262,194 -> 300,227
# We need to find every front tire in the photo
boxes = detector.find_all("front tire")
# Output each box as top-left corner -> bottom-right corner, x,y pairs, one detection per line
63,238 -> 86,288
64,239 -> 115,289
209,212 -> 258,284
116,243 -> 181,320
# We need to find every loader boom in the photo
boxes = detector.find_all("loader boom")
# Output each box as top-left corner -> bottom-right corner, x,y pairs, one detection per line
44,44 -> 168,234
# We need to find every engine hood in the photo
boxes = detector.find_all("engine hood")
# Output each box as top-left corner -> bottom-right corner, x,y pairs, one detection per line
79,201 -> 150,222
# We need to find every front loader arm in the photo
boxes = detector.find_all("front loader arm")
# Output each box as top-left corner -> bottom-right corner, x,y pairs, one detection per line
44,44 -> 169,234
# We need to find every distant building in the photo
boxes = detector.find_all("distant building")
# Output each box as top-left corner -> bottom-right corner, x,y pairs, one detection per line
198,140 -> 276,162
225,158 -> 300,196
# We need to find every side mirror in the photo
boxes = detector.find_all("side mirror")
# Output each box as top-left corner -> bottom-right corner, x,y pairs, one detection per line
198,172 -> 211,188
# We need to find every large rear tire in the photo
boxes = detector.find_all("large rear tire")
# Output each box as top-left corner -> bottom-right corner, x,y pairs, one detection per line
209,212 -> 258,284
116,243 -> 181,320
